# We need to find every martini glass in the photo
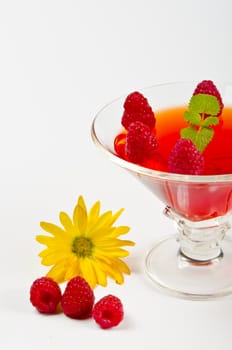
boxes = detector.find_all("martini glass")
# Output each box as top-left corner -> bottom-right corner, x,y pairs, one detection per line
91,81 -> 232,300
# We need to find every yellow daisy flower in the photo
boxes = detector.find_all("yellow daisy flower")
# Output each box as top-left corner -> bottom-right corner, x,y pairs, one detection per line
36,196 -> 135,288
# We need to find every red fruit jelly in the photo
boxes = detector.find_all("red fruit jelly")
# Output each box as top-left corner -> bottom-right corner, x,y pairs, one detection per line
115,106 -> 232,174
114,106 -> 232,221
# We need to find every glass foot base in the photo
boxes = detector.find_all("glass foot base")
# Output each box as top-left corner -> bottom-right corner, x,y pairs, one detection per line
145,235 -> 232,300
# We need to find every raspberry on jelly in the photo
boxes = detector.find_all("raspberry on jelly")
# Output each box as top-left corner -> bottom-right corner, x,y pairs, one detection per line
126,121 -> 158,164
193,80 -> 224,116
30,276 -> 62,314
122,91 -> 156,130
168,138 -> 205,175
61,276 -> 94,319
92,294 -> 124,329
123,91 -> 149,113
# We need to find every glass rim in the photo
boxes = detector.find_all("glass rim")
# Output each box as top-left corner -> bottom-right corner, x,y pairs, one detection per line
91,81 -> 232,184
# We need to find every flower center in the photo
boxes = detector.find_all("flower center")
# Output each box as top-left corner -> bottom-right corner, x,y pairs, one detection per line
72,236 -> 94,258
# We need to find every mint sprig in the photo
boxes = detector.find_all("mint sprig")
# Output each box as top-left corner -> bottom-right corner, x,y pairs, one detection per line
180,94 -> 220,152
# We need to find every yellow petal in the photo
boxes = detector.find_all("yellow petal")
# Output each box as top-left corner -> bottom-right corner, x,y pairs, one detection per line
96,259 -> 124,284
38,248 -> 49,258
41,250 -> 70,265
92,252 -> 113,265
88,200 -> 100,223
93,238 -> 135,248
40,222 -> 66,237
89,211 -> 113,235
37,235 -> 72,251
77,195 -> 87,212
88,226 -> 112,240
46,260 -> 69,283
36,235 -> 53,245
111,258 -> 131,275
109,226 -> 131,237
96,247 -> 130,257
92,260 -> 108,287
59,211 -> 73,232
73,202 -> 87,233
109,208 -> 124,225
79,258 -> 97,289
64,261 -> 80,281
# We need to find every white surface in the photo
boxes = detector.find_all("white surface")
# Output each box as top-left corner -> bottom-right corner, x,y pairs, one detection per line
1,0 -> 232,349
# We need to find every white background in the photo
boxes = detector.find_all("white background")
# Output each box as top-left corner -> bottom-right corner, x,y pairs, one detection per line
1,0 -> 232,349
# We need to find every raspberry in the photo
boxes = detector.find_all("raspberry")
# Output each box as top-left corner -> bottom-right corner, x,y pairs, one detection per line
61,276 -> 94,319
92,295 -> 124,329
126,121 -> 158,163
123,91 -> 149,113
122,91 -> 155,130
193,80 -> 224,116
168,138 -> 205,175
30,277 -> 62,314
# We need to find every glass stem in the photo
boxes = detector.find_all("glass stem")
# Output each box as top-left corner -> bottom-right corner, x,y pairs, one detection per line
164,206 -> 231,261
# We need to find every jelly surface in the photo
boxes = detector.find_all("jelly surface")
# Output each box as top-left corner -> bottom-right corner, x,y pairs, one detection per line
114,106 -> 232,175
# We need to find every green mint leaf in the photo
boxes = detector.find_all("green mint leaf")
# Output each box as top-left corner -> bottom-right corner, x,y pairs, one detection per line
195,127 -> 214,152
201,116 -> 219,127
180,126 -> 197,143
188,94 -> 220,116
181,90 -> 221,152
183,111 -> 201,126
181,125 -> 215,152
